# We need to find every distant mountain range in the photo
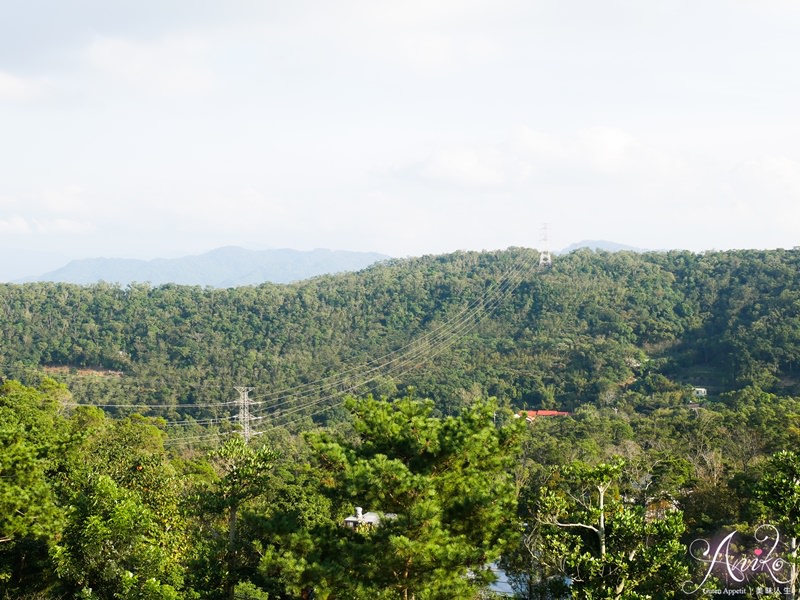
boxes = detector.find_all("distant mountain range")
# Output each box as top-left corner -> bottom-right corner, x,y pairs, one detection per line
559,240 -> 647,254
4,240 -> 646,287
16,247 -> 391,287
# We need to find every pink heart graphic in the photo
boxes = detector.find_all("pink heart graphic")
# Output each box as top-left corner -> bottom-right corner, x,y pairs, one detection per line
754,549 -> 763,556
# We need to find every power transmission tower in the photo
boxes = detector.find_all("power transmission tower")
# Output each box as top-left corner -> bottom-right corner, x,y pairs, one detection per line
539,223 -> 553,269
234,386 -> 254,443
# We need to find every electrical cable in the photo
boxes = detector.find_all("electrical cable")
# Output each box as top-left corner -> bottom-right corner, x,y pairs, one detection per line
245,252 -> 533,406
62,400 -> 238,409
6,248 -> 541,441
249,250 -> 537,415
163,430 -> 235,446
121,249 -> 537,434
251,250 -> 540,432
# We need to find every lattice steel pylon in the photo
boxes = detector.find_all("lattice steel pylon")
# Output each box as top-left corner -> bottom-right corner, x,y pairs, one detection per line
539,223 -> 552,269
234,386 -> 254,443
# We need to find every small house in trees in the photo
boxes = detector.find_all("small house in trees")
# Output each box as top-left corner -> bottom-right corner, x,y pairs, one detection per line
516,409 -> 570,423
344,506 -> 396,530
692,387 -> 707,398
645,498 -> 680,523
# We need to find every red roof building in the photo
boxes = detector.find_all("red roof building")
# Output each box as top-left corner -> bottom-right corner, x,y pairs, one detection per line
516,409 -> 570,422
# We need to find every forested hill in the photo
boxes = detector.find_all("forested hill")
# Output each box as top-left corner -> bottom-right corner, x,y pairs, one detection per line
1,247 -> 799,427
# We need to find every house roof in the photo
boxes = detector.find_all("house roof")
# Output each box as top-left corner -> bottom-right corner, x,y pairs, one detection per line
516,409 -> 571,422
344,507 -> 397,528
344,511 -> 382,526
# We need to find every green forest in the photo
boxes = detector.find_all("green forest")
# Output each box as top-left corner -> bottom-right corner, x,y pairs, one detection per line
3,247 -> 800,599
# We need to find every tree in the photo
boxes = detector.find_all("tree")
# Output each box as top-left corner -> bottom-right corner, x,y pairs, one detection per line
0,380 -> 64,544
52,474 -> 185,600
533,459 -> 688,599
757,450 -> 800,599
51,411 -> 191,599
0,379 -> 67,597
190,436 -> 279,600
292,394 -> 524,599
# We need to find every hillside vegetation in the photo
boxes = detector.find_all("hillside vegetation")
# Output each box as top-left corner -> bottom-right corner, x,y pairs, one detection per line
3,247 -> 800,598
2,248 -> 799,424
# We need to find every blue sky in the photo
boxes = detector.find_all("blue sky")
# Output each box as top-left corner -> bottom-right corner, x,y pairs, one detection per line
1,0 -> 799,276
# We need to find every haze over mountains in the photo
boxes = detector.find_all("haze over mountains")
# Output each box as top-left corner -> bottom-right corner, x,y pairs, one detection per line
13,247 -> 391,287
4,241 -> 642,287
558,240 -> 645,254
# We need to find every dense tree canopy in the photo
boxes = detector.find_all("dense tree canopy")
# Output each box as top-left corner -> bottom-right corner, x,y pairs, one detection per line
298,395 -> 524,599
3,248 -> 800,597
2,248 -> 799,429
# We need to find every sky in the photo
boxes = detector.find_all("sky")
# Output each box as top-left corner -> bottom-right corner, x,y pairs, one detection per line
1,0 -> 799,278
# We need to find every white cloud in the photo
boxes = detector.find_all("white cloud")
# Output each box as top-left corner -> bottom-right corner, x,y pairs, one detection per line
369,26 -> 500,73
728,155 -> 800,228
33,218 -> 95,234
0,216 -> 92,235
308,0 -> 505,74
1,1 -> 799,258
511,126 -> 687,180
0,70 -> 42,102
411,146 -> 513,188
733,155 -> 800,195
581,127 -> 638,174
0,193 -> 19,209
41,184 -> 89,214
85,35 -> 215,95
0,185 -> 97,237
405,126 -> 689,192
392,32 -> 455,72
0,217 -> 32,234
355,0 -> 503,26
167,187 -> 295,234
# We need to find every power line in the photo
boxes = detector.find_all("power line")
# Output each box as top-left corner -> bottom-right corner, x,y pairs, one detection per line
68,249 -> 537,420
62,400 -> 237,409
163,430 -> 235,447
248,251 -> 535,405
167,250 -> 539,440
6,248 -> 542,439
252,249 -> 540,432
250,249 -> 538,416
163,416 -> 238,426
